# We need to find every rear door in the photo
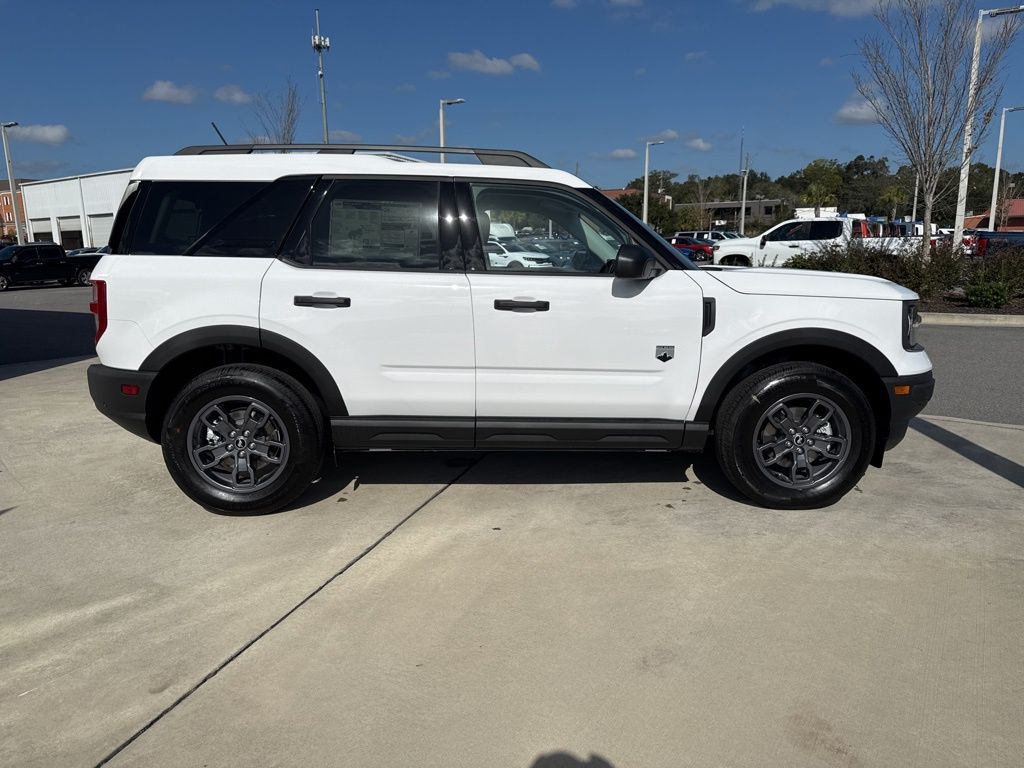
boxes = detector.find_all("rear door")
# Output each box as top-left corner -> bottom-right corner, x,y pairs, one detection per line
259,177 -> 476,446
38,245 -> 65,280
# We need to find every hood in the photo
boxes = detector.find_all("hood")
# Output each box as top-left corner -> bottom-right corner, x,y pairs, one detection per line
707,267 -> 918,301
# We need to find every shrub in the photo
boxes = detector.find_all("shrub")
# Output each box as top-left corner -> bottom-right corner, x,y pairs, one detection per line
964,281 -> 1012,309
786,240 -> 964,300
967,247 -> 1024,297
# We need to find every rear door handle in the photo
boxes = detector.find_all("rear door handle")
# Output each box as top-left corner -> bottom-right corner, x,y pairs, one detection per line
294,295 -> 351,308
494,299 -> 550,312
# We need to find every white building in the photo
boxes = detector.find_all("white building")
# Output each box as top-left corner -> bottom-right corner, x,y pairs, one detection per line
22,169 -> 131,249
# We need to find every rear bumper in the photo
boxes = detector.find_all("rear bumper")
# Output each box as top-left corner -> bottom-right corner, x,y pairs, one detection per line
87,364 -> 158,442
881,370 -> 935,451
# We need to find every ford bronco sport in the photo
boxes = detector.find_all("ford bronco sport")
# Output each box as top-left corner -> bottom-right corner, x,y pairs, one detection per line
87,144 -> 934,514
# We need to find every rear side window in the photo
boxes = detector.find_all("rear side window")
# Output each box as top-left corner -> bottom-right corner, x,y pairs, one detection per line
129,182 -> 263,255
191,177 -> 314,257
301,180 -> 441,270
808,221 -> 843,240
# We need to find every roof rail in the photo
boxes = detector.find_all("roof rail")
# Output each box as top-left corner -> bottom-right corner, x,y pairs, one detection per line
174,144 -> 549,168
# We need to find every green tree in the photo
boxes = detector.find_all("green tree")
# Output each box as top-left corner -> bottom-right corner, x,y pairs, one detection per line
616,192 -> 678,234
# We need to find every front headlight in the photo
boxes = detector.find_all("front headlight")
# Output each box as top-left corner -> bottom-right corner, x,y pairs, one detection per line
902,300 -> 922,350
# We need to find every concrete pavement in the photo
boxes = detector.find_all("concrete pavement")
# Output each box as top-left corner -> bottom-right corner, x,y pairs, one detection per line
2,358 -> 1023,767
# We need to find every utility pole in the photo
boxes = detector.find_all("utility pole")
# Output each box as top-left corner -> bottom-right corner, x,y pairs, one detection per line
311,9 -> 330,144
954,5 -> 1024,243
738,126 -> 744,201
989,105 -> 1023,231
2,121 -> 24,244
642,140 -> 664,224
911,172 -> 919,225
739,153 -> 750,236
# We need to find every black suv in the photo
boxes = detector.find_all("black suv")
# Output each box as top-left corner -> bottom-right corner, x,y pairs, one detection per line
0,242 -> 103,291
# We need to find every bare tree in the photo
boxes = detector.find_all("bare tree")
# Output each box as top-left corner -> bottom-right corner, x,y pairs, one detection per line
997,175 -> 1020,228
689,175 -> 712,231
249,79 -> 303,144
855,0 -> 1019,248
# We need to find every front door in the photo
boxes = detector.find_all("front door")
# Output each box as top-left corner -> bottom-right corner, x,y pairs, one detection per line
458,181 -> 704,447
260,178 -> 476,447
760,220 -> 812,266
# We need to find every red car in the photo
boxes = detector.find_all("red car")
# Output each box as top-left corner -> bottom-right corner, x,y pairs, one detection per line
668,235 -> 714,261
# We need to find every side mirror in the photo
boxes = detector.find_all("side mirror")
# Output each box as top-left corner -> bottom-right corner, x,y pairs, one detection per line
614,243 -> 657,279
759,236 -> 767,249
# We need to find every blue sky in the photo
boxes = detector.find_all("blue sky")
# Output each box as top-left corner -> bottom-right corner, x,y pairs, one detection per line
5,0 -> 1024,188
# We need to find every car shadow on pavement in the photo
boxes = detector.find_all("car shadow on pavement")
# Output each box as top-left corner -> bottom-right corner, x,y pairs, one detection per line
910,417 -> 1024,489
265,448 -> 753,516
0,307 -> 96,372
529,752 -> 617,768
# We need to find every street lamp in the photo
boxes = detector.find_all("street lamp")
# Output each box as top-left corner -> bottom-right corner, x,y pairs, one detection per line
1,121 -> 24,245
438,98 -> 465,163
953,5 -> 1024,243
642,139 -> 664,224
988,105 -> 1024,231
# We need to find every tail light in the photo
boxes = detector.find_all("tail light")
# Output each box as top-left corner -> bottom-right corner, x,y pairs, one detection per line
976,237 -> 987,257
89,279 -> 107,343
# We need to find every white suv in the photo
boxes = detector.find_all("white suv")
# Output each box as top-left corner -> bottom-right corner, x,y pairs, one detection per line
713,218 -> 915,267
87,143 -> 933,514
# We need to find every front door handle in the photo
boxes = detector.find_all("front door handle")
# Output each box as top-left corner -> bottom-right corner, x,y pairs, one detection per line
294,295 -> 351,308
494,299 -> 550,312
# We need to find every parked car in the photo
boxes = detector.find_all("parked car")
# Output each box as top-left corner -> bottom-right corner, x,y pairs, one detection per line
484,239 -> 554,269
87,142 -> 933,514
667,235 -> 714,261
976,230 -> 1024,257
0,242 -> 102,290
713,218 -> 916,267
675,230 -> 740,242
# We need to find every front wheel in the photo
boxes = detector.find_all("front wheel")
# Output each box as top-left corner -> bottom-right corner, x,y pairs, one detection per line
162,365 -> 325,514
714,362 -> 875,509
0,273 -> 8,291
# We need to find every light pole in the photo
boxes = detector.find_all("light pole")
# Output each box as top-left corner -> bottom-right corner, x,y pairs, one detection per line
739,162 -> 750,236
953,5 -> 1024,244
311,9 -> 331,144
642,139 -> 663,224
988,105 -> 1023,231
438,98 -> 465,163
2,122 -> 23,245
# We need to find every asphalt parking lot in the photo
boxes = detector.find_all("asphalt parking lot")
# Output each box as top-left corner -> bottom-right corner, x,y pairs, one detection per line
2,285 -> 1024,767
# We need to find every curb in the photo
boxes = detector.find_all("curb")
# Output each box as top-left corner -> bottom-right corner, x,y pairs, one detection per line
920,312 -> 1024,328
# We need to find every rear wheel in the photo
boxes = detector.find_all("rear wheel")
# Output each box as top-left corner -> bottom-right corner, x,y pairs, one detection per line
714,362 -> 875,509
77,268 -> 92,286
161,365 -> 324,514
720,255 -> 750,267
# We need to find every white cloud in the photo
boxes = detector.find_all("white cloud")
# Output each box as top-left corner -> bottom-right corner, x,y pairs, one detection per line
7,124 -> 70,144
647,129 -> 679,142
448,50 -> 541,75
634,67 -> 646,76
143,80 -> 197,104
684,50 -> 707,61
751,0 -> 877,17
835,94 -> 878,124
686,137 -> 712,151
394,83 -> 417,94
609,0 -> 643,5
509,53 -> 541,71
427,70 -> 451,79
330,129 -> 362,142
552,0 -> 578,7
214,84 -> 252,104
607,148 -> 638,159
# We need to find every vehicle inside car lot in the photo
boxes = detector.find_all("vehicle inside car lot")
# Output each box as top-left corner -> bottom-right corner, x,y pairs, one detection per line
86,143 -> 934,514
0,241 -> 103,290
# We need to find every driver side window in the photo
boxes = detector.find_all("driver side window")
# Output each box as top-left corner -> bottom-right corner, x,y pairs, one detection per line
469,183 -> 630,274
765,221 -> 811,242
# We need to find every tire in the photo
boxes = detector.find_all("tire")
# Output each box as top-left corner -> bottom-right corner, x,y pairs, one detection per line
714,362 -> 875,509
507,260 -> 524,270
77,268 -> 92,286
0,274 -> 8,291
161,364 -> 325,514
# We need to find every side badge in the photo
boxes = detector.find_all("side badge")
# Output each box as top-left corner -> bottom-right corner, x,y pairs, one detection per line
655,345 -> 674,363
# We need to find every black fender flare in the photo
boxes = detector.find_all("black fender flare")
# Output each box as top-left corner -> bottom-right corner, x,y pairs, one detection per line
140,324 -> 347,417
694,328 -> 897,423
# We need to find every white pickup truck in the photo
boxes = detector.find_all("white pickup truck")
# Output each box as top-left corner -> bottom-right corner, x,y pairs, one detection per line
713,218 -> 916,267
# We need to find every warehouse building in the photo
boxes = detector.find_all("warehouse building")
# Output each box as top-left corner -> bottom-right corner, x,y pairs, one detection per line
22,169 -> 131,249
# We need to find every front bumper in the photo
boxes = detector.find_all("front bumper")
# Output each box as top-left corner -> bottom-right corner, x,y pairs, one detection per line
87,364 -> 159,442
881,370 -> 935,452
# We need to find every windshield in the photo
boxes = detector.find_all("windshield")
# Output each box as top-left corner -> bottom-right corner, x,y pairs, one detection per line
587,192 -> 696,269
